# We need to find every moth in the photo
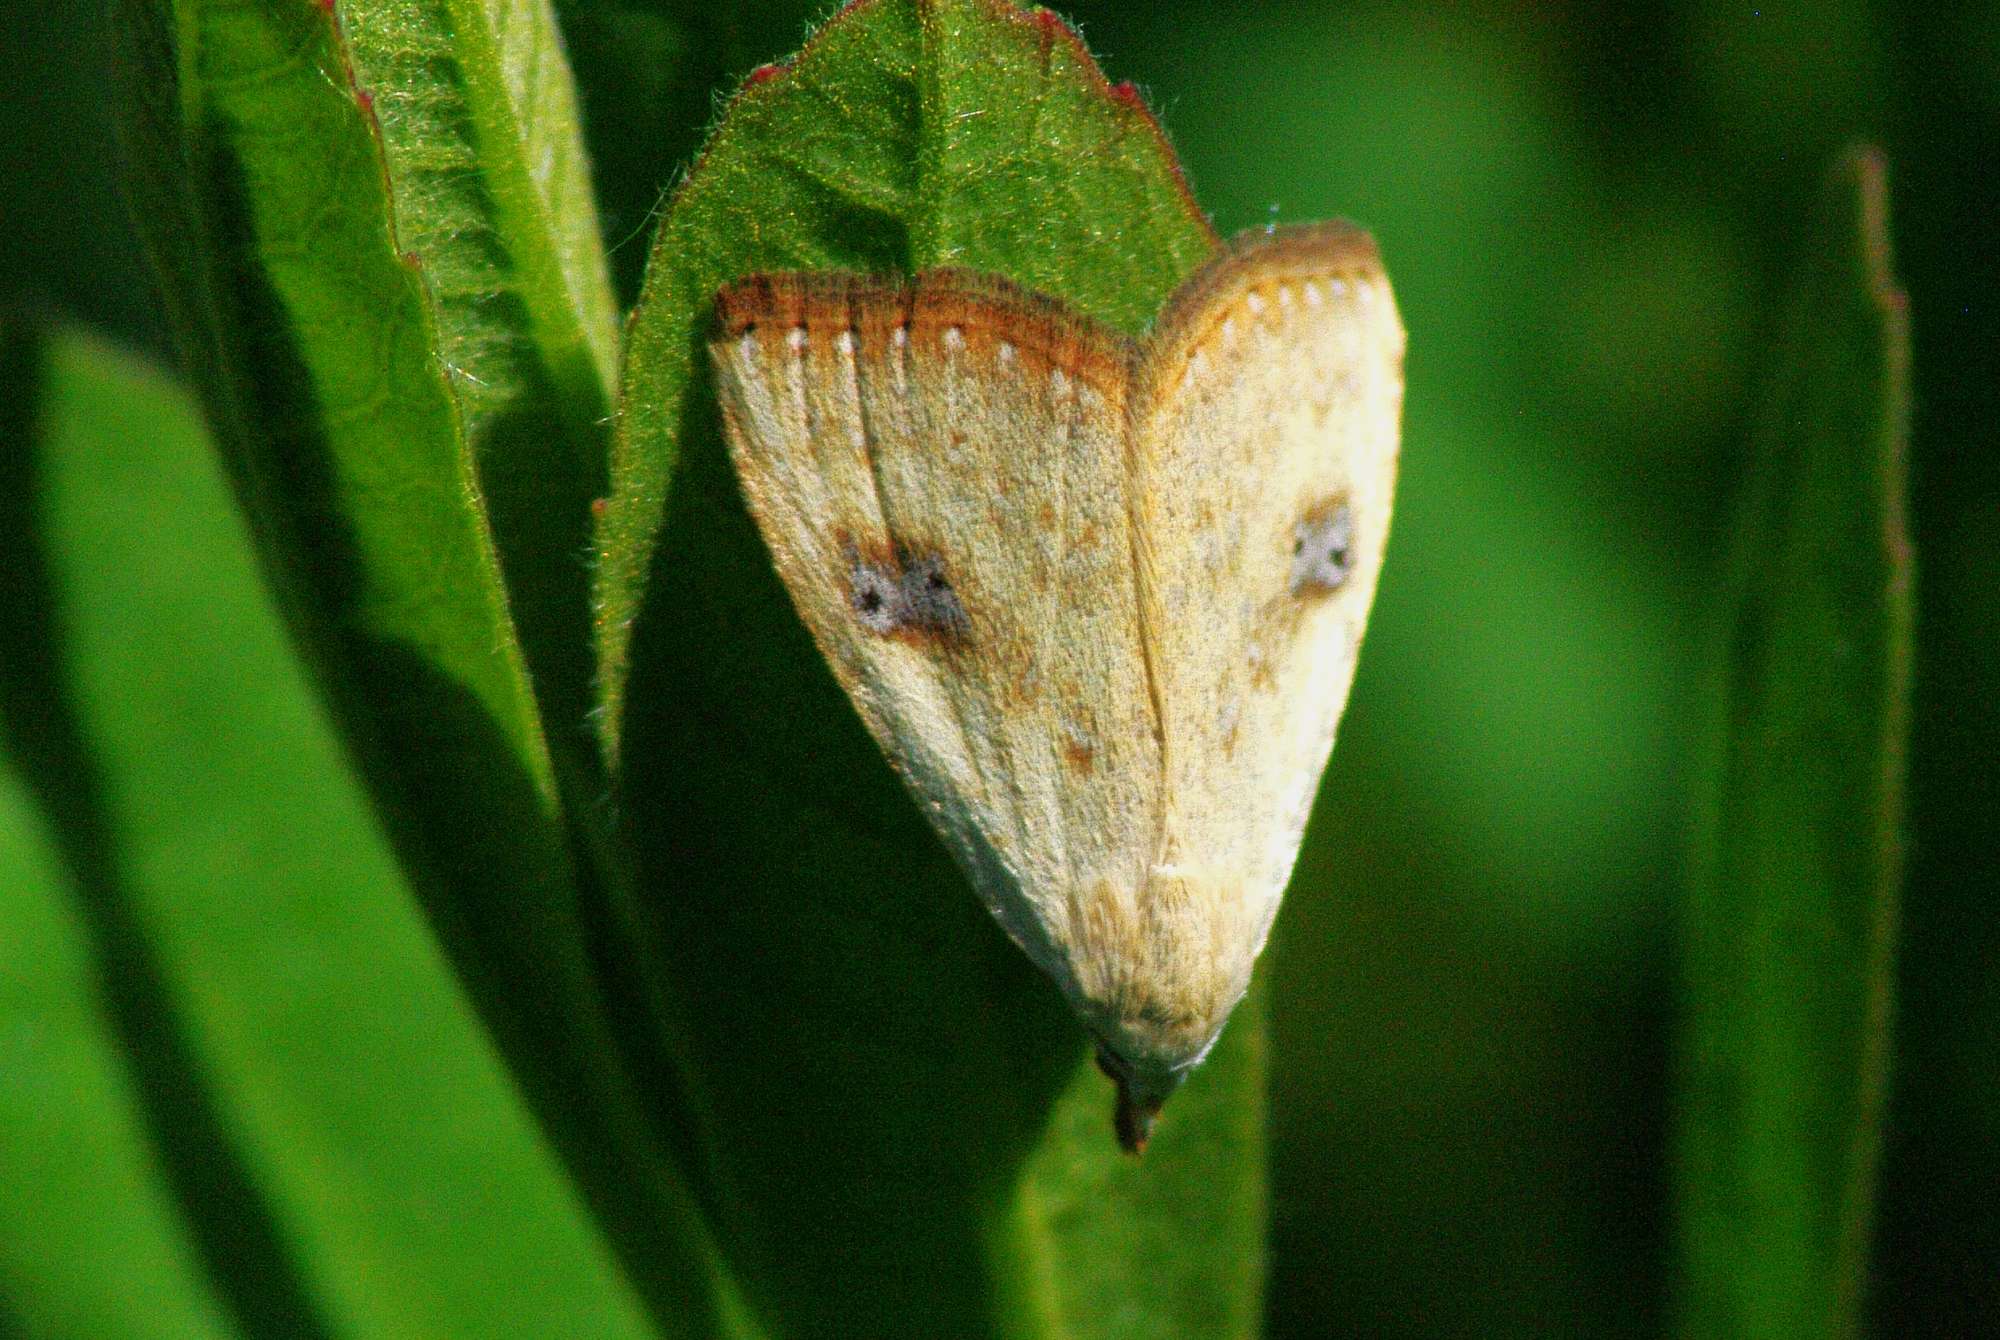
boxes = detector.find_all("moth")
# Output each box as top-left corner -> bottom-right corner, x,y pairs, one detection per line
709,223 -> 1404,1151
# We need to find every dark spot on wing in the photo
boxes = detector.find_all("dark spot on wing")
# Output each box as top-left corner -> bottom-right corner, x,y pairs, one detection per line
900,555 -> 971,638
849,561 -> 902,633
1290,500 -> 1355,594
846,547 -> 970,643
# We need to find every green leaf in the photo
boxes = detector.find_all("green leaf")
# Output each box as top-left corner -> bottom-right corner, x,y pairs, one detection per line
0,323 -> 655,1338
596,2 -> 1266,1334
1675,145 -> 1914,1338
1001,982 -> 1269,1338
336,0 -> 624,772
110,3 -> 736,1323
0,769 -> 238,1340
111,0 -> 561,848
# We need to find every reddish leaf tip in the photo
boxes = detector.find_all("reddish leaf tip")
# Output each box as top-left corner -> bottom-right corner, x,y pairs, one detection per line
1027,6 -> 1091,59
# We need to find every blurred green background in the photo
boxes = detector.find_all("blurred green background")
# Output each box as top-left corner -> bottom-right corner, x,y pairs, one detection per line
4,0 -> 1991,1335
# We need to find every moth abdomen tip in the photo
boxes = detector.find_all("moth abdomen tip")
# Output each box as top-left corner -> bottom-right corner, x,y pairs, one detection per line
1114,1082 -> 1159,1156
1095,1041 -> 1181,1155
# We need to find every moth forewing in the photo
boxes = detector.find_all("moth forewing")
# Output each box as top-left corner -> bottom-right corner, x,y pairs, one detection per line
710,273 -> 1161,1010
1131,222 -> 1405,945
708,224 -> 1402,1152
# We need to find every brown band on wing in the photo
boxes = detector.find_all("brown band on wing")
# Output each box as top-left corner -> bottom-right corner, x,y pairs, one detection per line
1135,221 -> 1402,408
712,269 -> 1133,397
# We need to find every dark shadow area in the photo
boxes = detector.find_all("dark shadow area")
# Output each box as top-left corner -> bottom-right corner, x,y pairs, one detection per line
454,385 -> 709,1213
1872,5 -> 2000,1334
0,320 -> 336,1340
452,320 -> 609,775
0,3 -> 168,356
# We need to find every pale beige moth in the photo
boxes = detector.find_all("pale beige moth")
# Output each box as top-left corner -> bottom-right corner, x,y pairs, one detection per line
709,223 -> 1404,1150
